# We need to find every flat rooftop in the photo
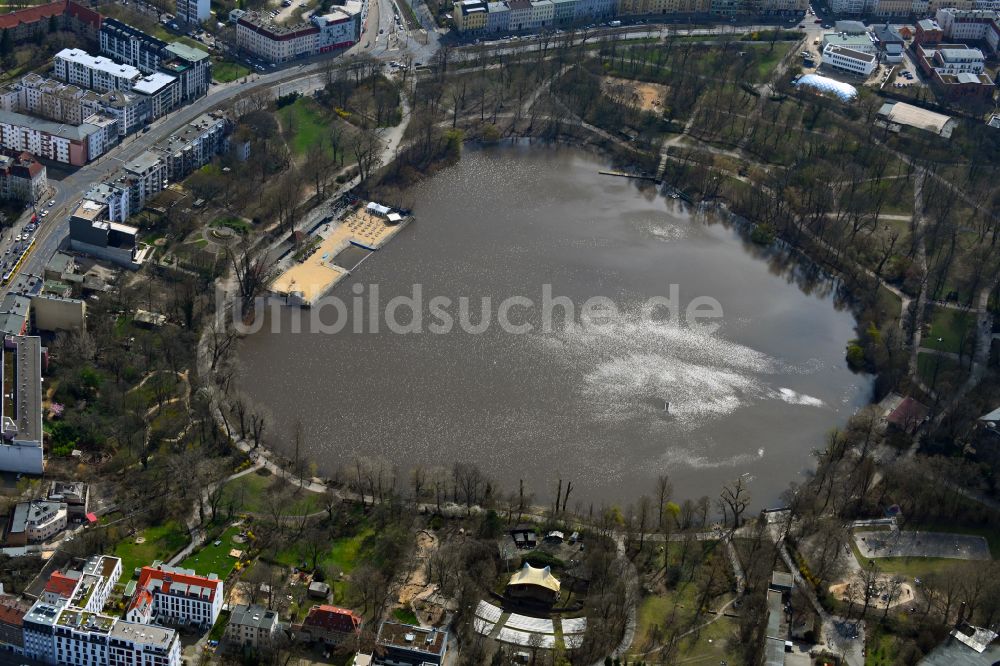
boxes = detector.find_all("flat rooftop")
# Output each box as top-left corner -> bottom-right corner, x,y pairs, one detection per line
8,336 -> 43,445
376,622 -> 447,656
56,48 -> 140,80
0,109 -> 103,141
132,72 -> 176,95
109,620 -> 176,647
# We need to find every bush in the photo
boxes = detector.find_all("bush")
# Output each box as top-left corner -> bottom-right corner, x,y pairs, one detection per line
522,551 -> 565,570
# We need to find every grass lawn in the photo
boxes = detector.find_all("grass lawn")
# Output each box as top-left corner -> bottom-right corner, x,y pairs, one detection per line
212,217 -> 251,233
917,352 -> 965,386
630,588 -> 737,663
392,607 -> 419,624
213,59 -> 251,83
748,43 -> 796,81
179,524 -> 243,577
866,627 -> 901,666
278,98 -> 335,157
114,521 -> 189,579
219,468 -> 320,516
923,306 -> 975,354
273,527 -> 374,575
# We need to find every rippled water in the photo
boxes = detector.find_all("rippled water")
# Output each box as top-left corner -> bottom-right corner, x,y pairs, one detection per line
238,144 -> 872,507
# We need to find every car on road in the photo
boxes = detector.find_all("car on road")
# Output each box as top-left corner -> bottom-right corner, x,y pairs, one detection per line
814,18 -> 822,23
48,200 -> 55,207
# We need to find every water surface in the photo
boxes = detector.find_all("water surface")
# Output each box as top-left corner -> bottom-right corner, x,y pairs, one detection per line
238,144 -> 871,507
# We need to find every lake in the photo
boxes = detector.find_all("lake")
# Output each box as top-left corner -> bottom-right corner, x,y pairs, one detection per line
237,143 -> 872,508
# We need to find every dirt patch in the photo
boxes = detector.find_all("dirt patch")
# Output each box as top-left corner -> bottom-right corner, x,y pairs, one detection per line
828,577 -> 917,610
398,530 -> 438,606
600,76 -> 668,113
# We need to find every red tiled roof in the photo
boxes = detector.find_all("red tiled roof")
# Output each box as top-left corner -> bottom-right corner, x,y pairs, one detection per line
0,1 -> 66,30
887,396 -> 928,431
64,0 -> 101,28
135,566 -> 221,603
304,605 -> 362,633
44,571 -> 79,598
0,596 -> 30,627
128,587 -> 153,613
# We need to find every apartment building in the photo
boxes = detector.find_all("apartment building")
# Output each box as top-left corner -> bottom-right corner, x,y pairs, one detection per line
150,112 -> 229,181
0,335 -> 44,475
1,74 -> 143,135
0,0 -> 101,47
99,19 -> 211,101
0,594 -> 31,654
22,555 -> 177,666
0,150 -> 46,203
486,2 -> 510,31
24,604 -> 181,666
454,0 -> 489,30
935,7 -> 1000,51
126,564 -> 223,630
68,201 -> 144,270
177,0 -> 210,24
100,18 -> 169,74
225,605 -> 281,652
314,3 -> 363,51
915,42 -> 996,98
132,73 -> 180,119
235,13 -> 320,62
507,0 -> 533,29
829,0 -> 877,14
54,49 -> 141,94
161,43 -> 212,102
373,623 -> 447,666
295,605 -> 362,647
4,500 -> 67,545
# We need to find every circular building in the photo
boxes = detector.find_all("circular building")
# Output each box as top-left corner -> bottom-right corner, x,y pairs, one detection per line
505,563 -> 561,607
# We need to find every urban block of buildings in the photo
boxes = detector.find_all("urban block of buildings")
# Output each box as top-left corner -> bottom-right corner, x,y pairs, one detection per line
0,109 -> 116,167
0,0 -> 101,47
914,42 -> 996,98
23,556 -> 184,666
235,3 -> 363,63
0,335 -> 45,475
65,110 -> 231,265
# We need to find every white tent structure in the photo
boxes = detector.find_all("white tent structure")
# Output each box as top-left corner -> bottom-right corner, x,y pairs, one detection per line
795,74 -> 859,102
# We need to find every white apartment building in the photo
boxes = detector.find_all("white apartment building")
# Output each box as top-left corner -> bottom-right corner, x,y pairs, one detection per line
126,565 -> 223,630
24,605 -> 181,666
829,0 -> 877,14
933,45 -> 986,72
53,49 -> 141,94
0,75 -> 146,137
23,555 -> 178,666
935,7 -> 999,39
822,43 -> 878,75
177,0 -> 210,24
235,13 -> 319,63
310,3 -> 363,52
529,0 -> 555,27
